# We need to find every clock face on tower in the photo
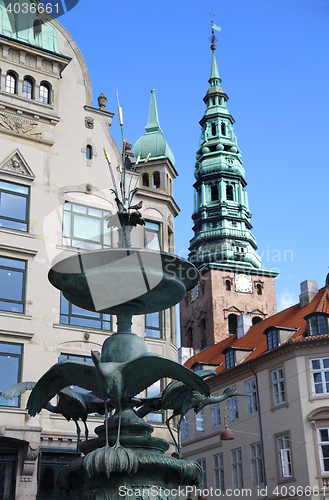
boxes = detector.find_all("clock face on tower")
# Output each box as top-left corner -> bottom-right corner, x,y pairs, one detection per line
235,273 -> 252,293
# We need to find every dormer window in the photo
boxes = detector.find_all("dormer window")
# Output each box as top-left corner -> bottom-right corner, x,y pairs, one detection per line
305,313 -> 329,337
266,328 -> 279,350
225,349 -> 235,369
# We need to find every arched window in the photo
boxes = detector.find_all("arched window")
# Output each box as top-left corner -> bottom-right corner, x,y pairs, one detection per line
256,284 -> 262,296
211,185 -> 218,202
226,185 -> 234,201
40,82 -> 51,104
5,71 -> 17,94
86,145 -> 93,160
142,173 -> 149,187
200,319 -> 207,350
211,123 -> 216,136
252,316 -> 263,325
226,280 -> 231,291
221,123 -> 226,135
23,77 -> 34,99
228,314 -> 238,336
153,171 -> 160,189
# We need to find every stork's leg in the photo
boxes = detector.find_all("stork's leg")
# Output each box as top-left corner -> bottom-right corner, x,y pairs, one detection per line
114,399 -> 122,448
165,415 -> 179,452
177,416 -> 184,459
75,421 -> 81,456
104,400 -> 109,448
83,420 -> 89,441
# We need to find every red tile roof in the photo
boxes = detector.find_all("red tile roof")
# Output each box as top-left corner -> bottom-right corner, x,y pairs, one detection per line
185,285 -> 329,374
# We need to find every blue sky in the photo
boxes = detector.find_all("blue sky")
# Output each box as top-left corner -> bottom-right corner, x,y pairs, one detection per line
60,0 -> 329,313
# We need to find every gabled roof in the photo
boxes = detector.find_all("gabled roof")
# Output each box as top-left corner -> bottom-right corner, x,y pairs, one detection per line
185,284 -> 329,374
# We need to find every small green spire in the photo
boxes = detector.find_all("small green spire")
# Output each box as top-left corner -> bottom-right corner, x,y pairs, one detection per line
210,51 -> 220,80
145,88 -> 163,134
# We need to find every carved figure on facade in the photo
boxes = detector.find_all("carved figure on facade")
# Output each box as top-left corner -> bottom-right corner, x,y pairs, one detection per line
85,117 -> 94,129
0,112 -> 38,135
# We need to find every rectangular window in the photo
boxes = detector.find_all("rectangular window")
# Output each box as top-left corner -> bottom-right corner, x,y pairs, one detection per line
272,368 -> 286,405
232,448 -> 243,489
225,349 -> 235,369
145,379 -> 163,423
277,434 -> 293,479
211,400 -> 221,427
0,180 -> 30,232
62,202 -> 112,250
246,379 -> 258,414
0,256 -> 26,313
0,343 -> 22,407
144,221 -> 161,251
318,428 -> 329,472
145,311 -> 162,338
267,328 -> 279,350
196,409 -> 204,433
38,451 -> 76,499
60,293 -> 112,331
0,446 -> 17,500
197,458 -> 207,489
310,357 -> 329,395
181,413 -> 189,440
251,443 -> 264,485
214,453 -> 224,491
229,391 -> 239,421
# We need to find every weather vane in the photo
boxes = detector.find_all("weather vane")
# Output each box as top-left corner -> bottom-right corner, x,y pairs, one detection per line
208,12 -> 221,51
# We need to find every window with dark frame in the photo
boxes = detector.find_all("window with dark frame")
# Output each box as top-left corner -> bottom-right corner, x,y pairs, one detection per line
0,257 -> 26,313
144,221 -> 161,251
39,82 -> 50,104
5,72 -> 17,94
86,145 -> 93,160
267,328 -> 279,350
307,314 -> 329,336
251,443 -> 264,485
62,202 -> 112,250
318,428 -> 329,473
0,343 -> 22,407
214,453 -> 224,491
0,446 -> 18,500
232,448 -> 243,488
197,458 -> 207,489
225,349 -> 235,369
60,293 -> 112,331
145,311 -> 162,338
23,77 -> 33,99
145,379 -> 163,423
37,451 -> 76,499
0,180 -> 30,232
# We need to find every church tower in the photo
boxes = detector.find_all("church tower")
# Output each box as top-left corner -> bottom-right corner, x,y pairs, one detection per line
180,25 -> 277,356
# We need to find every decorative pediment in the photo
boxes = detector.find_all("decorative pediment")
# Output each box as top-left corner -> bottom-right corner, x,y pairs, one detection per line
248,308 -> 266,318
0,149 -> 35,180
224,305 -> 243,318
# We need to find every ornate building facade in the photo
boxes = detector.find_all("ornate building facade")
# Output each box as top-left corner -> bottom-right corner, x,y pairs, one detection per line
0,6 -> 178,499
180,38 -> 277,357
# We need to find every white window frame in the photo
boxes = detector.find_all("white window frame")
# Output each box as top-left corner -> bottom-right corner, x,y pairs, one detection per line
251,443 -> 264,485
310,357 -> 329,395
229,391 -> 239,421
196,409 -> 204,433
317,428 -> 329,473
277,434 -> 293,479
232,448 -> 243,489
271,368 -> 286,406
211,399 -> 221,427
197,458 -> 207,489
214,453 -> 224,491
246,379 -> 258,414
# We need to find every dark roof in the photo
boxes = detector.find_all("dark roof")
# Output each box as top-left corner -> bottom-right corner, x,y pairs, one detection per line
185,285 -> 329,374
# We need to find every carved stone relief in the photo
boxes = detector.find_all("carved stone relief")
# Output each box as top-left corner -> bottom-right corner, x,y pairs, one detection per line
85,117 -> 94,129
0,149 -> 35,179
8,48 -> 19,62
21,444 -> 39,476
25,55 -> 37,68
0,112 -> 38,135
42,59 -> 52,73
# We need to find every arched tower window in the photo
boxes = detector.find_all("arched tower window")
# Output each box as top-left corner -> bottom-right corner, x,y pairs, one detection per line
40,81 -> 51,104
226,185 -> 234,201
23,77 -> 34,99
153,171 -> 160,189
221,123 -> 226,135
252,316 -> 263,325
228,314 -> 238,336
200,318 -> 207,350
86,144 -> 93,160
256,284 -> 263,296
226,280 -> 231,291
211,123 -> 216,136
5,71 -> 17,94
211,185 -> 218,202
187,327 -> 193,348
142,173 -> 149,187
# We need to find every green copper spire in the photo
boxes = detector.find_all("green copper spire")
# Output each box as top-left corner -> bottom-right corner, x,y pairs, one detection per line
145,89 -> 163,134
133,89 -> 175,165
189,34 -> 261,271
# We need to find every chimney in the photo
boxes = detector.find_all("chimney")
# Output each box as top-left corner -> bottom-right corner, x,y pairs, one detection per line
178,347 -> 194,365
237,314 -> 252,339
299,280 -> 318,307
